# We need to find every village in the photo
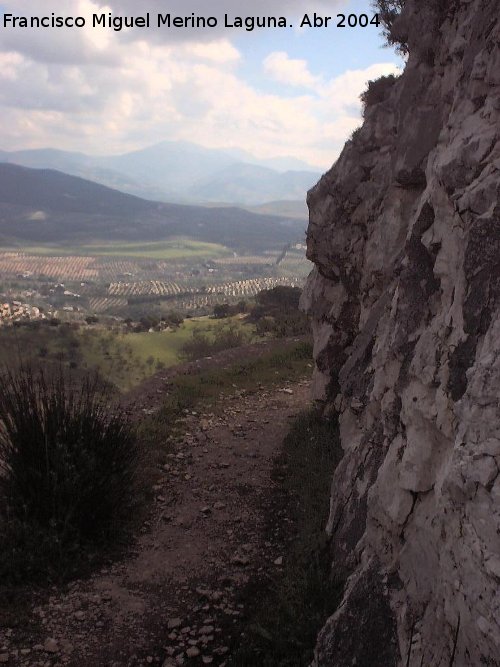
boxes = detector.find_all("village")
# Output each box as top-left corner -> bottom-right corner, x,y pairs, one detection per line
0,300 -> 45,326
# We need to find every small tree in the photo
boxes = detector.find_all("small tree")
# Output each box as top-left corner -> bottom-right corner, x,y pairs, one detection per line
213,303 -> 231,319
373,0 -> 408,54
164,310 -> 184,328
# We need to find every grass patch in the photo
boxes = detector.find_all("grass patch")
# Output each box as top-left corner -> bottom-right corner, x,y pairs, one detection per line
0,323 -> 96,389
228,408 -> 344,666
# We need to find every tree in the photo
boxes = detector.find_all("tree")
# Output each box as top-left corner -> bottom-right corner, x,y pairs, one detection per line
255,286 -> 302,311
373,0 -> 408,54
250,287 -> 310,338
164,310 -> 184,327
213,303 -> 231,319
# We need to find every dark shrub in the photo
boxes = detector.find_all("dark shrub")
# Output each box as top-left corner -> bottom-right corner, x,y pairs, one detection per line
250,286 -> 310,338
0,366 -> 139,582
350,126 -> 363,143
213,303 -> 231,319
360,74 -> 398,113
256,286 -> 302,311
373,0 -> 408,53
180,325 -> 249,361
164,310 -> 184,328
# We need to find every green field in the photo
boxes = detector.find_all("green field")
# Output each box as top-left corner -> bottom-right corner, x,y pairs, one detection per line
79,316 -> 255,390
3,238 -> 232,260
96,318 -> 225,364
0,316 -> 255,391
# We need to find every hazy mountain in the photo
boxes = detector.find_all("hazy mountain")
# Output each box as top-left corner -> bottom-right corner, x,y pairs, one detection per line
0,147 -> 158,200
211,146 -> 320,172
102,141 -> 237,194
244,200 -> 309,220
0,141 -> 321,206
0,163 -> 305,253
189,163 -> 318,206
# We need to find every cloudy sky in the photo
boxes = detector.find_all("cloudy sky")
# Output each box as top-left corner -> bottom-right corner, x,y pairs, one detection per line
0,0 -> 402,168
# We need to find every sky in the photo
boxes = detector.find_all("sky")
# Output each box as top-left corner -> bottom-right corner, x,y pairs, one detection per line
0,0 -> 402,169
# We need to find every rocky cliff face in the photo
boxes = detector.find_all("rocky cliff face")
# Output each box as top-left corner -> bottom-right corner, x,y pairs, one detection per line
302,1 -> 500,665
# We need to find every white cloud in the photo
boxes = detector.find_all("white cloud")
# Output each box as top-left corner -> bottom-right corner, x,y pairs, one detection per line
323,63 -> 401,113
187,41 -> 241,64
263,51 -> 319,89
0,0 -> 399,168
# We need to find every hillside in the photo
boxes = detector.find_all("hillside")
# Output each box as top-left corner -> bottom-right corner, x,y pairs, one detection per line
0,141 -> 321,206
0,163 -> 305,253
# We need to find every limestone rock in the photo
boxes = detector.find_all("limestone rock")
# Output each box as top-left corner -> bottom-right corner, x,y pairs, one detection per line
303,1 -> 500,665
167,618 -> 182,630
43,638 -> 59,654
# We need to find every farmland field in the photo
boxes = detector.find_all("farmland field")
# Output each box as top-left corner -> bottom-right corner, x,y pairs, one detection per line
1,239 -> 232,260
0,238 -> 312,324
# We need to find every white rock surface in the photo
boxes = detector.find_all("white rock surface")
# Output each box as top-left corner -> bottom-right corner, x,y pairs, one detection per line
303,1 -> 500,665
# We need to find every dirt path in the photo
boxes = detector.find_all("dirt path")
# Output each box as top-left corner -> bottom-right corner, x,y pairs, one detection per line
122,336 -> 308,416
0,377 -> 311,667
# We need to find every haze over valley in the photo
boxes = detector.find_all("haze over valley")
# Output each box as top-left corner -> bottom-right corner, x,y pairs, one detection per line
0,140 -> 319,209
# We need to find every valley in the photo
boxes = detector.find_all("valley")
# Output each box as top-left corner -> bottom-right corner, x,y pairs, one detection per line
0,159 -> 311,341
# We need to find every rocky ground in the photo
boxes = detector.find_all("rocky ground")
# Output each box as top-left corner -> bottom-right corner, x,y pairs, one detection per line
0,362 -> 311,666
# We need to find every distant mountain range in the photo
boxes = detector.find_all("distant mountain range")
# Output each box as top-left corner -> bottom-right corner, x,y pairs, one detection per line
0,163 -> 306,253
0,141 -> 321,207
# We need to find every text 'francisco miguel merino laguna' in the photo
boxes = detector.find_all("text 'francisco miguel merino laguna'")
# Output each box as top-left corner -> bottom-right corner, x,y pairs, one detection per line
2,13 -> 299,31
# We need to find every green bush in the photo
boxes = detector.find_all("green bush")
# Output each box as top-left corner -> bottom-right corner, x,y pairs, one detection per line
374,0 -> 452,56
0,366 -> 139,583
